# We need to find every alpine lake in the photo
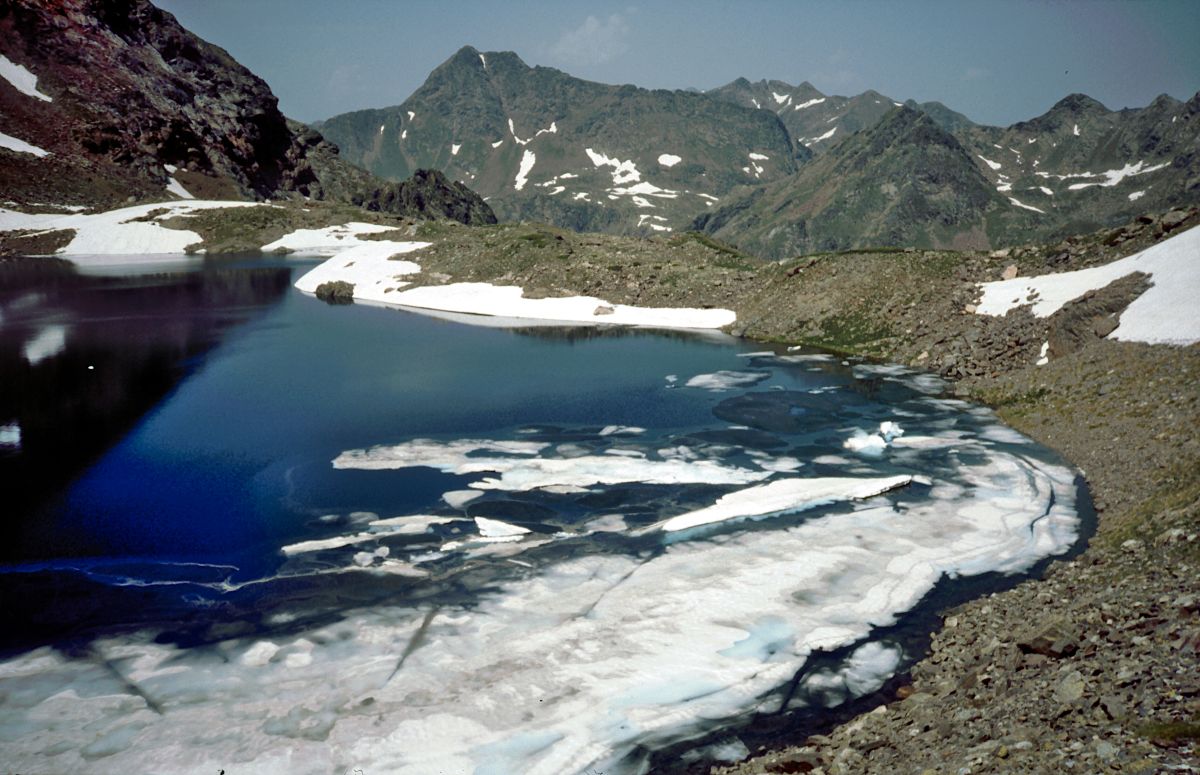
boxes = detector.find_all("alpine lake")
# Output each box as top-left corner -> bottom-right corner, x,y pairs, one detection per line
0,254 -> 1091,774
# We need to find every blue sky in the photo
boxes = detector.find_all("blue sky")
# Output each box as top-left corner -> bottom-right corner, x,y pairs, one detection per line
155,0 -> 1200,126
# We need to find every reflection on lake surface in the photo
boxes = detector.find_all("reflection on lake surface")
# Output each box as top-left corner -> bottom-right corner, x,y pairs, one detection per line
0,256 -> 1088,774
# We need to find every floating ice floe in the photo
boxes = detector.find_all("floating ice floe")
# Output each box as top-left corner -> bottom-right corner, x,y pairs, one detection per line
843,421 -> 905,457
334,437 -> 771,491
0,200 -> 263,254
658,474 -> 912,532
975,224 -> 1200,345
684,370 -> 771,391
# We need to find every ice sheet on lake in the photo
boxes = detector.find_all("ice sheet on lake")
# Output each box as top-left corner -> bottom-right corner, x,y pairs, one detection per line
291,241 -> 426,296
684,370 -> 771,391
0,423 -> 1080,774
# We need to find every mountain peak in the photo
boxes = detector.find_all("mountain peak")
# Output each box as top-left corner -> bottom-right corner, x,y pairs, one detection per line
1049,93 -> 1109,115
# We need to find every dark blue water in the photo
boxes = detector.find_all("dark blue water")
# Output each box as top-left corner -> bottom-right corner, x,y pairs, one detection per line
3,257 -> 854,646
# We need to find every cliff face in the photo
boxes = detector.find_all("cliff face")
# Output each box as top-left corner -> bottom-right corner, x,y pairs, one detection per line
0,0 -> 495,224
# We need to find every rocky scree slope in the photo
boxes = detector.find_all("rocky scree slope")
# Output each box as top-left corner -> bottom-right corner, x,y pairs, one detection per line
316,45 -> 801,235
0,0 -> 493,224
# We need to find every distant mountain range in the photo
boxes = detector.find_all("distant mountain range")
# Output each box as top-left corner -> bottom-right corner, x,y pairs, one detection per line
319,46 -> 1199,255
2,4 -> 1196,257
0,0 -> 493,223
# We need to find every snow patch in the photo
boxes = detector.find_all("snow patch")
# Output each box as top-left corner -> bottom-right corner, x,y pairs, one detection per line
0,200 -> 262,255
772,91 -> 791,105
1008,196 -> 1045,214
585,147 -> 641,185
1128,190 -> 1145,201
793,97 -> 826,110
1065,161 -> 1169,191
748,153 -> 769,161
0,54 -> 52,102
165,177 -> 193,199
514,150 -> 536,190
261,222 -> 397,255
977,154 -> 1002,171
451,143 -> 461,156
0,130 -> 49,157
658,153 -> 681,167
975,224 -> 1200,344
1073,123 -> 1080,136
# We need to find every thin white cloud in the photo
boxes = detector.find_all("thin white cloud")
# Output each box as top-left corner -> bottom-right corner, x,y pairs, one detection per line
549,14 -> 630,67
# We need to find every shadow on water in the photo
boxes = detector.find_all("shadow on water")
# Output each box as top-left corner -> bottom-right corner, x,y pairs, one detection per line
0,257 -> 293,551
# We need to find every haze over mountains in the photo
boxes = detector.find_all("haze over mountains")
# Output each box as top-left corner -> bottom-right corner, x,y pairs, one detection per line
319,45 -> 1199,256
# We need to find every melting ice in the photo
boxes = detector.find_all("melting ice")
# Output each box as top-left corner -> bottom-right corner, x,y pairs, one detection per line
0,351 -> 1083,774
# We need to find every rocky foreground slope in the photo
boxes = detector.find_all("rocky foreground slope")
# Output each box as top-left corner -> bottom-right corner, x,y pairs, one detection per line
0,0 -> 494,223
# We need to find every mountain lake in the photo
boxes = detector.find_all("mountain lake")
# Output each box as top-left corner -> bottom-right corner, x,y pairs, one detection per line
0,255 -> 1091,774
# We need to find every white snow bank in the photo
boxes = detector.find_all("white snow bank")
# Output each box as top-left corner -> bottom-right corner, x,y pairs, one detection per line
977,154 -> 1002,171
1128,190 -> 1145,201
748,153 -> 769,161
383,282 -> 736,330
292,241 -> 427,296
0,54 -> 52,101
0,200 -> 262,254
0,130 -> 49,157
514,149 -> 536,190
1065,161 -> 1169,191
659,475 -> 912,532
1009,196 -> 1045,214
794,97 -> 826,110
975,224 -> 1200,345
261,222 -> 398,255
165,177 -> 194,199
658,153 -> 681,167
585,147 -> 640,185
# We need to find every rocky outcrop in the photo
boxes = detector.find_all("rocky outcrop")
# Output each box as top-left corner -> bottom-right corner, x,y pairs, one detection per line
0,0 -> 493,225
350,169 -> 496,225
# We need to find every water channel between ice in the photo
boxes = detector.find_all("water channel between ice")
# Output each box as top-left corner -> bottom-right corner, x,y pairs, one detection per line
0,256 -> 1086,774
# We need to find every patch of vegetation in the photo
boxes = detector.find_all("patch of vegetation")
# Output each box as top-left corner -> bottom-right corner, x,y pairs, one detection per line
1100,461 -> 1200,550
1135,717 -> 1200,745
0,228 -> 75,257
971,385 -> 1051,409
669,231 -> 749,260
314,280 -> 355,304
517,229 -> 560,249
795,310 -> 895,353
